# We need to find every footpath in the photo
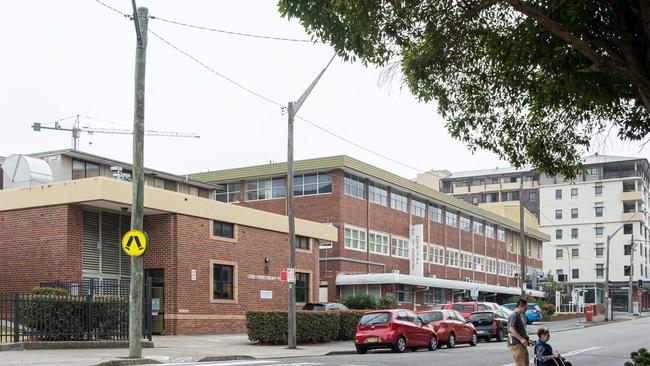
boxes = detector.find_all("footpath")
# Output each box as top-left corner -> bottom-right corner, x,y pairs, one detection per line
0,312 -> 646,366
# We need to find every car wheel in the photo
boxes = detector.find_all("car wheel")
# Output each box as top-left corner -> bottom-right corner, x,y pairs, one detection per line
355,345 -> 367,354
392,336 -> 406,353
496,328 -> 504,342
470,332 -> 478,347
446,333 -> 456,348
427,336 -> 438,351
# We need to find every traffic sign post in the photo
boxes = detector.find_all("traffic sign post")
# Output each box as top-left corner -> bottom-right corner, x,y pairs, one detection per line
287,268 -> 296,284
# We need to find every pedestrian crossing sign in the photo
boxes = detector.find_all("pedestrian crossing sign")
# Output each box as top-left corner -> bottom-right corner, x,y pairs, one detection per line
121,229 -> 148,257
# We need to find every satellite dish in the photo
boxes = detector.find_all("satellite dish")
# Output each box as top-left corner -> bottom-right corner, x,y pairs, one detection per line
2,154 -> 53,189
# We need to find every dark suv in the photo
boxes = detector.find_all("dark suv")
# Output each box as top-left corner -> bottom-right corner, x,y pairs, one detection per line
467,310 -> 509,342
302,302 -> 349,311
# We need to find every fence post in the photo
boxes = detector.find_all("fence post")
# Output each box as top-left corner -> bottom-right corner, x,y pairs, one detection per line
85,293 -> 93,341
144,277 -> 152,341
13,292 -> 19,343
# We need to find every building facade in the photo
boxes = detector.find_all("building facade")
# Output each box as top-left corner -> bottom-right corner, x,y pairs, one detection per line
190,156 -> 548,306
539,154 -> 650,311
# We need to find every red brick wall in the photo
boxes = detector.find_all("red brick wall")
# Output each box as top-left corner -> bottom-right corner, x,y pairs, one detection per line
0,205 -> 82,293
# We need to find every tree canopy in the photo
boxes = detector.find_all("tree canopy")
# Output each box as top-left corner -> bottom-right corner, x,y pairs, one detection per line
278,0 -> 650,177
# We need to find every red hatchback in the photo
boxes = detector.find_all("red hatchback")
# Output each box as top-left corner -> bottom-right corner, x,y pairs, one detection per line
354,309 -> 438,354
417,310 -> 478,348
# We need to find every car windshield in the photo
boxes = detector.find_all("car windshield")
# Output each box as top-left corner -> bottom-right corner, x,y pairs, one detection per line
527,304 -> 539,310
468,312 -> 493,321
420,312 -> 443,322
360,312 -> 391,325
430,305 -> 447,310
502,304 -> 516,310
452,304 -> 474,312
303,304 -> 325,310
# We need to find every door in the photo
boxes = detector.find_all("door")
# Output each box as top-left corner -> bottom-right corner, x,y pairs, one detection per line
319,286 -> 328,302
407,310 -> 428,346
453,311 -> 470,342
145,269 -> 165,335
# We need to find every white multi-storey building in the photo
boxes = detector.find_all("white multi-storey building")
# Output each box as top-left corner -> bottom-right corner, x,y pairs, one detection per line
540,154 -> 650,310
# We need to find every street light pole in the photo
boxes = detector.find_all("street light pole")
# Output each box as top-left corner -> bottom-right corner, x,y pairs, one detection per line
629,235 -> 635,314
519,172 -> 526,296
605,234 -> 612,321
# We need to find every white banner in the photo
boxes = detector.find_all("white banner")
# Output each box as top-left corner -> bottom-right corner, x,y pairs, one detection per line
410,224 -> 424,277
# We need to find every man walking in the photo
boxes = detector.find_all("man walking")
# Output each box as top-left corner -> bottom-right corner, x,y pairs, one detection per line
508,299 -> 532,366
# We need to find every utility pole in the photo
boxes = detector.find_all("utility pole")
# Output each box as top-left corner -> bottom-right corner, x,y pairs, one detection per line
629,235 -> 634,313
519,173 -> 526,296
605,234 -> 612,321
286,55 -> 335,349
129,3 -> 147,359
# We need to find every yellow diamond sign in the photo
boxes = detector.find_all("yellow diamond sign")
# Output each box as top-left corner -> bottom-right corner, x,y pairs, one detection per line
121,229 -> 148,257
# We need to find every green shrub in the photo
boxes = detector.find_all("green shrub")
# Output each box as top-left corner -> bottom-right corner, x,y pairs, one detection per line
341,295 -> 377,310
338,310 -> 365,340
625,348 -> 650,366
246,311 -> 340,344
31,287 -> 68,297
376,295 -> 397,309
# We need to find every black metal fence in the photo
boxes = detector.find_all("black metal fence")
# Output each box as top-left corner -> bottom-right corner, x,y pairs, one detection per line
0,279 -> 151,343
40,278 -> 131,297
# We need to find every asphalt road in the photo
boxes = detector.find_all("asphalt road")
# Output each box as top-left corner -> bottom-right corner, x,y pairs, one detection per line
189,316 -> 650,366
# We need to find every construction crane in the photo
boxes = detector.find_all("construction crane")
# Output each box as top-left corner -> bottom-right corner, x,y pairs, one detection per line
32,115 -> 200,150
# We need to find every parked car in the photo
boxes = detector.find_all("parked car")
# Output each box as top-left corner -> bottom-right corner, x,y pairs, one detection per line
468,310 -> 509,342
499,305 -> 514,317
451,302 -> 491,319
429,303 -> 452,310
417,309 -> 478,348
302,302 -> 349,311
482,302 -> 501,310
354,309 -> 438,354
501,303 -> 543,324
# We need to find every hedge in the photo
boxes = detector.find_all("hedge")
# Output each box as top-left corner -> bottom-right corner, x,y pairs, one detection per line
247,310 -> 366,344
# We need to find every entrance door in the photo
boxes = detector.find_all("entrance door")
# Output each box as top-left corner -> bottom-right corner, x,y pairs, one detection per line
145,269 -> 165,335
319,285 -> 328,302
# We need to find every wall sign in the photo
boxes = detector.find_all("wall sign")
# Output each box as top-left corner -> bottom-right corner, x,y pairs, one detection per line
260,290 -> 273,299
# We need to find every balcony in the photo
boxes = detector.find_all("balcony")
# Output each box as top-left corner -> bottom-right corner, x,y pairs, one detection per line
501,182 -> 520,190
454,186 -> 470,194
621,212 -> 645,222
485,183 -> 501,191
621,190 -> 644,202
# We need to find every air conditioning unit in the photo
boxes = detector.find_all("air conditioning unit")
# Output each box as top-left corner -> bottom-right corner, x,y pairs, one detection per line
513,272 -> 519,278
429,275 -> 437,279
557,274 -> 568,282
464,277 -> 471,282
392,269 -> 400,274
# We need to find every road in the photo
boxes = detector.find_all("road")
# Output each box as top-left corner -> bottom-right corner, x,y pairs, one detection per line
180,316 -> 649,366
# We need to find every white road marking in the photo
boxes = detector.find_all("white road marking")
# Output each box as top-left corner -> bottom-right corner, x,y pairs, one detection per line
498,345 -> 604,366
161,360 -> 279,366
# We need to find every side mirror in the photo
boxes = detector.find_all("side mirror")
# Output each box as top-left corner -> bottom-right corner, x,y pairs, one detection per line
422,320 -> 430,325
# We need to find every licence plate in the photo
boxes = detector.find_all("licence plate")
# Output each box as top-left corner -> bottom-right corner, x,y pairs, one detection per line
478,330 -> 487,334
366,337 -> 379,343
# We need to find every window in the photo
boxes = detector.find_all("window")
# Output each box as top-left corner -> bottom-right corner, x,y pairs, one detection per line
571,188 -> 578,197
429,205 -> 443,223
486,225 -> 495,238
368,182 -> 388,206
460,253 -> 473,269
595,183 -> 603,196
491,178 -> 499,184
471,196 -> 479,205
596,243 -> 604,258
246,177 -> 285,201
498,261 -> 507,276
555,209 -> 563,220
215,182 -> 241,203
213,221 -> 235,239
529,191 -> 537,203
596,264 -> 604,278
510,176 -> 518,183
344,226 -> 367,251
368,232 -> 389,255
572,248 -> 579,258
446,212 -> 458,227
429,245 -> 445,265
586,167 -> 597,176
595,202 -> 603,217
623,181 -> 636,192
460,216 -> 471,231
571,208 -> 578,219
508,263 -> 516,277
474,256 -> 485,272
411,199 -> 425,217
624,244 -> 632,256
505,191 -> 519,201
486,258 -> 497,274
296,273 -> 310,303
624,202 -> 637,213
498,228 -> 506,242
624,265 -> 632,277
572,268 -> 579,279
424,288 -> 436,304
473,221 -> 484,235
391,237 -> 409,258
485,193 -> 498,203
458,180 -> 469,187
556,229 -> 563,239
295,172 -> 331,196
595,225 -> 604,237
72,159 -> 100,180
391,191 -> 408,212
556,249 -> 563,259
624,223 -> 633,235
212,263 -> 235,300
571,228 -> 578,239
396,284 -> 412,302
446,250 -> 459,267
555,189 -> 562,199
296,236 -> 310,250
344,173 -> 365,198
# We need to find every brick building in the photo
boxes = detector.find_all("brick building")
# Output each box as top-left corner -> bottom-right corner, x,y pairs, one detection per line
190,156 -> 550,306
0,177 -> 336,335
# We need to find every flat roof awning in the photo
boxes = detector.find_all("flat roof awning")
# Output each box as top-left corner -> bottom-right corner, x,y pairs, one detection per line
336,273 -> 545,298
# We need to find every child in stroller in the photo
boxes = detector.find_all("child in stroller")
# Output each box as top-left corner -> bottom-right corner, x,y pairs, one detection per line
534,328 -> 573,366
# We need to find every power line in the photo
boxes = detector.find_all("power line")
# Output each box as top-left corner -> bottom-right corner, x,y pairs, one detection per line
93,0 -> 130,18
148,15 -> 313,43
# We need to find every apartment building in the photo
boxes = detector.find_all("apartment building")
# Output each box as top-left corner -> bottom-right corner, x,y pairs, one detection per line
417,167 -> 540,219
190,155 -> 549,306
539,154 -> 650,311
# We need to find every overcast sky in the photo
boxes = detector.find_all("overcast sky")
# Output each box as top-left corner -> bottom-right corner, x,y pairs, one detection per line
1,1 -> 647,179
